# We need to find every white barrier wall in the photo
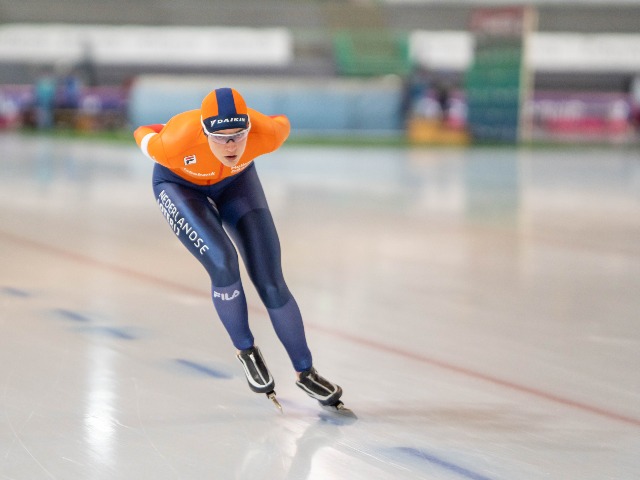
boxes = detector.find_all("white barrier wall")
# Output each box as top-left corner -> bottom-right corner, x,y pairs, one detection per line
410,30 -> 640,72
0,24 -> 293,67
1,23 -> 639,73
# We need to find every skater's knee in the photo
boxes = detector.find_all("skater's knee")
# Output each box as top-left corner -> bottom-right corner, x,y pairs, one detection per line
256,280 -> 291,309
209,254 -> 241,286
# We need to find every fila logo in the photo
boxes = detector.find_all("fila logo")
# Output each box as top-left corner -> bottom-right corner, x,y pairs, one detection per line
184,154 -> 197,165
213,290 -> 240,301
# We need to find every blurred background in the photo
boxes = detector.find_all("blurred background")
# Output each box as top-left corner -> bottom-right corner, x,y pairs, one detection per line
0,0 -> 639,145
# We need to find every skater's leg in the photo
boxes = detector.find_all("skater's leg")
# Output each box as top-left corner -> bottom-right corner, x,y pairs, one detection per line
217,166 -> 312,372
231,208 -> 313,372
152,174 -> 253,350
213,167 -> 346,411
211,279 -> 253,350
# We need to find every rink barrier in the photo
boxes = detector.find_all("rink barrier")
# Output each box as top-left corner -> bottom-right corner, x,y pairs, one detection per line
127,75 -> 405,133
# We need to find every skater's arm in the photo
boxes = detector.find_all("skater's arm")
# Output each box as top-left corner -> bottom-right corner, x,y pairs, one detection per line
267,114 -> 290,151
133,124 -> 166,161
247,108 -> 290,153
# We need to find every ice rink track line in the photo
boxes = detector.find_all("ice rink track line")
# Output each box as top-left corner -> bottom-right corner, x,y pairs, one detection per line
308,323 -> 640,428
3,229 -> 640,429
395,447 -> 495,480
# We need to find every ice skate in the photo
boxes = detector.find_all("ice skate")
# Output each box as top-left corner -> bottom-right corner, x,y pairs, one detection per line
296,367 -> 342,405
266,391 -> 282,413
320,400 -> 356,418
296,367 -> 355,417
237,346 -> 282,412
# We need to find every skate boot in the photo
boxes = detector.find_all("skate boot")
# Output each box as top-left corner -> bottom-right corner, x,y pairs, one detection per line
237,346 -> 282,412
296,367 -> 343,406
237,346 -> 275,393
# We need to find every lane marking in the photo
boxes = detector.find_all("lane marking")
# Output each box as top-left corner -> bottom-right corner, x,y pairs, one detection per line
174,359 -> 233,379
395,446 -> 495,480
53,308 -> 91,323
1,286 -> 31,297
310,323 -> 640,427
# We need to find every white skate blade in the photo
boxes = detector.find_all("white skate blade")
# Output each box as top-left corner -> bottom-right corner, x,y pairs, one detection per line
267,391 -> 283,413
320,401 -> 356,419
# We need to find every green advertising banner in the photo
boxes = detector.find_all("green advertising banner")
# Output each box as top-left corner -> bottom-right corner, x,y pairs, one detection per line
464,7 -> 537,143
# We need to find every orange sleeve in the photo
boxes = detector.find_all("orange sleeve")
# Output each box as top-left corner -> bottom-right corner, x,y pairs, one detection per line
246,108 -> 290,153
269,114 -> 291,151
133,124 -> 167,163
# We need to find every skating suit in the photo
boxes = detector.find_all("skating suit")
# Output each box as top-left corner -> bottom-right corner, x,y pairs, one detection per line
133,108 -> 289,186
133,108 -> 312,372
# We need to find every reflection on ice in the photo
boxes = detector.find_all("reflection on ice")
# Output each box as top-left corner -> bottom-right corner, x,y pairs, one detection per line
84,342 -> 118,469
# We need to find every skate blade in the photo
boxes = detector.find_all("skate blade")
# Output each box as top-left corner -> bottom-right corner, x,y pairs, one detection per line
321,401 -> 357,419
266,391 -> 283,413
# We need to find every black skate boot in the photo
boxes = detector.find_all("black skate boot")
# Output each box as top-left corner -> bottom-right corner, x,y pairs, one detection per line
237,346 -> 275,394
296,367 -> 343,406
237,346 -> 282,412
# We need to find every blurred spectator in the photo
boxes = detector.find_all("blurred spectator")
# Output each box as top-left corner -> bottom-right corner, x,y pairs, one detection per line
59,72 -> 82,111
76,41 -> 98,87
628,74 -> 640,137
400,66 -> 432,125
435,80 -> 451,123
56,70 -> 82,128
34,70 -> 57,129
0,91 -> 20,128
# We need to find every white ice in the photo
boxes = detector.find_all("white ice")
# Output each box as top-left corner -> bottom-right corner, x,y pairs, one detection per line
0,132 -> 639,479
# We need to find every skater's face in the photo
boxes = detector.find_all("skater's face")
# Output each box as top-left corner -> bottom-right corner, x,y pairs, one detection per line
206,127 -> 249,167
